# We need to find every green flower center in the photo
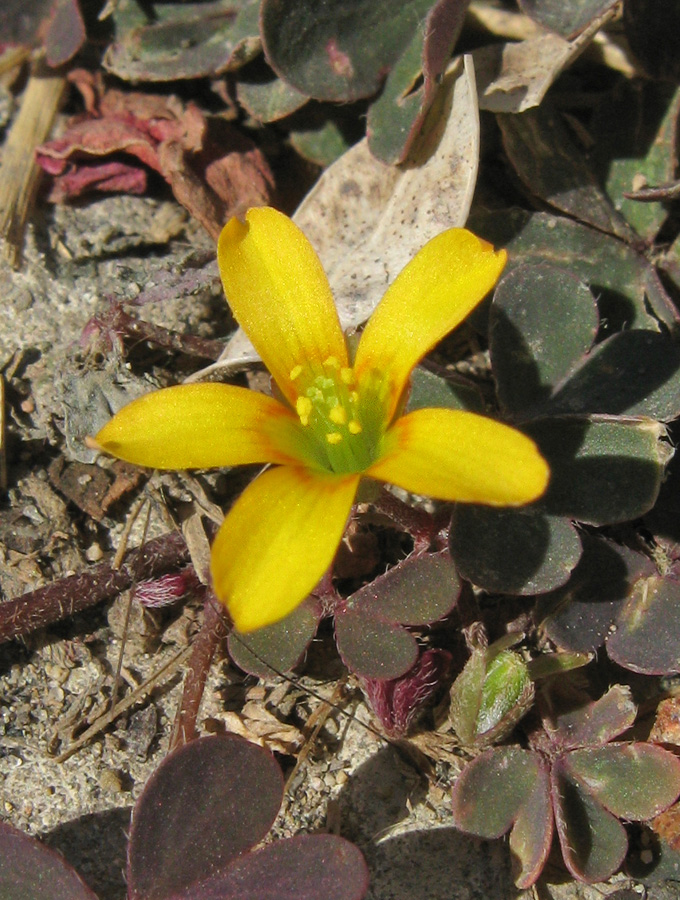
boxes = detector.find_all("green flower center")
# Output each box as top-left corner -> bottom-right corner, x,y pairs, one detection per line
289,357 -> 388,475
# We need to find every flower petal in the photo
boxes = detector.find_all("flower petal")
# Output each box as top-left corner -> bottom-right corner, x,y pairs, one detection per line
367,408 -> 549,505
354,229 -> 506,419
94,383 -> 305,469
211,466 -> 359,631
217,207 -> 348,404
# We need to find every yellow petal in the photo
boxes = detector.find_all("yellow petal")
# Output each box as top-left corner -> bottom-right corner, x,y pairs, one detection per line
367,408 -> 549,505
211,466 -> 359,631
217,207 -> 348,404
354,229 -> 507,420
94,383 -> 305,469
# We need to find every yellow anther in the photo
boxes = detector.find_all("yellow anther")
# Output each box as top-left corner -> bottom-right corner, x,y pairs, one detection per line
324,356 -> 339,369
348,420 -> 362,435
340,367 -> 354,385
350,391 -> 359,404
326,432 -> 343,445
296,396 -> 313,426
329,405 -> 347,425
289,364 -> 303,381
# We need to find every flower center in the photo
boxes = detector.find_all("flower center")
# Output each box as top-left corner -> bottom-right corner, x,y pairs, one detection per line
290,357 -> 387,475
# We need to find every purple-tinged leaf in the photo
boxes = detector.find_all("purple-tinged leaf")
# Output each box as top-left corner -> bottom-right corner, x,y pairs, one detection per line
182,834 -> 369,900
552,760 -> 628,882
0,822 -> 97,900
45,0 -> 85,67
519,0 -> 618,39
491,263 -> 598,419
607,574 -> 680,675
541,684 -> 636,751
450,506 -> 582,595
335,609 -> 418,680
127,735 -> 283,900
361,648 -> 451,736
565,743 -> 680,821
347,550 -> 460,625
535,535 -> 656,655
227,598 -> 321,677
451,747 -> 553,887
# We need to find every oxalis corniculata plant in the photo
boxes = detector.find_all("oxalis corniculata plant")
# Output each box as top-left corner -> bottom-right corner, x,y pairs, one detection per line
3,0 -> 680,898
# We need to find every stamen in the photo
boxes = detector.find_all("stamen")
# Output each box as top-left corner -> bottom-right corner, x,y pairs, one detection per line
296,396 -> 313,426
340,367 -> 354,385
324,356 -> 339,369
329,405 -> 347,425
326,432 -> 343,445
348,420 -> 362,435
290,364 -> 303,381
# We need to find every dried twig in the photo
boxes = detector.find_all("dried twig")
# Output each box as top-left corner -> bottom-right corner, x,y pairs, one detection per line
0,58 -> 66,267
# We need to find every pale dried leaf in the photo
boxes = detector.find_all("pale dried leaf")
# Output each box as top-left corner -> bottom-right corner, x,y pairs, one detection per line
190,55 -> 480,381
474,6 -> 618,113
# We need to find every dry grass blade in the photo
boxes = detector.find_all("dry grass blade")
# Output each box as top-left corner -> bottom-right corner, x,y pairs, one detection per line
0,59 -> 66,267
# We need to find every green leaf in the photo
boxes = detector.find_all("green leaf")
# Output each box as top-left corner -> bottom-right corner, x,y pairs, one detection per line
468,209 -> 680,331
490,263 -> 598,418
498,105 -> 636,242
227,600 -> 321,678
476,650 -> 534,740
450,507 -> 582,594
104,0 -> 261,81
607,574 -> 680,675
290,117 -> 355,167
552,761 -> 628,883
237,76 -> 309,123
591,81 -> 680,240
519,0 -> 618,38
565,743 -> 680,820
528,415 -> 670,525
407,366 -> 484,414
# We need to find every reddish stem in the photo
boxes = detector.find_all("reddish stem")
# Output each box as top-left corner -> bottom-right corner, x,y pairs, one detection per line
0,531 -> 189,643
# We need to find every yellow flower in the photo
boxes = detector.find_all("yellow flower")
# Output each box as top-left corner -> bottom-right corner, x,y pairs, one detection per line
94,208 -> 549,632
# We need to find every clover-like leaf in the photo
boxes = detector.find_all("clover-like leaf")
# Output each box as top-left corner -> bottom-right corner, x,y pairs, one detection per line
564,743 -> 680,821
335,550 -> 460,679
552,761 -> 628,883
491,263 -> 599,419
128,735 -> 369,900
227,598 -> 322,678
541,684 -> 636,752
128,734 -> 283,900
183,835 -> 369,900
451,747 -> 553,888
498,105 -> 636,242
535,534 -> 656,655
469,209 -> 679,330
0,822 -> 97,900
406,366 -> 484,415
104,0 -> 261,82
528,415 -> 670,525
450,506 -> 582,595
606,574 -> 680,675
